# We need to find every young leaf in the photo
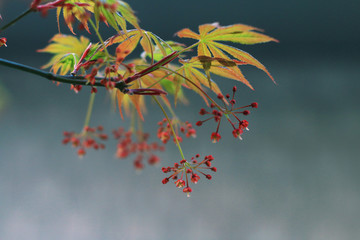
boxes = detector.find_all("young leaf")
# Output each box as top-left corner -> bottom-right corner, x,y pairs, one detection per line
93,0 -> 140,33
106,30 -> 174,64
38,34 -> 91,75
141,41 -> 186,62
115,81 -> 146,120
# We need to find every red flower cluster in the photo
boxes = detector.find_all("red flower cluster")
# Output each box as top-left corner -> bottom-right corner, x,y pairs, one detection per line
113,128 -> 165,170
162,154 -> 216,197
62,125 -> 108,158
196,86 -> 257,143
157,118 -> 196,144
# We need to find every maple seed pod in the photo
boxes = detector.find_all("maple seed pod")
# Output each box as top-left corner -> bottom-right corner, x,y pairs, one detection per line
211,167 -> 217,172
180,159 -> 186,164
217,93 -> 224,99
196,121 -> 202,126
233,86 -> 237,92
206,174 -> 212,180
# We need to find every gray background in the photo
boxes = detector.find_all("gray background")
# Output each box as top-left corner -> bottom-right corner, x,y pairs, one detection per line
1,0 -> 360,239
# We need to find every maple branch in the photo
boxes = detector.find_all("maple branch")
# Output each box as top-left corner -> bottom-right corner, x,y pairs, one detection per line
0,8 -> 34,33
0,58 -> 127,90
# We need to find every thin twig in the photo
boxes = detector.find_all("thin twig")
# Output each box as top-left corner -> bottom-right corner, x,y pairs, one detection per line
0,58 -> 128,90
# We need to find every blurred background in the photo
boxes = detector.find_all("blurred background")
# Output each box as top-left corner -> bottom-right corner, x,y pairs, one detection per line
1,0 -> 360,239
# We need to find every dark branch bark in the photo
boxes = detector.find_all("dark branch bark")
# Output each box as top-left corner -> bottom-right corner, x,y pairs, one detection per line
0,58 -> 128,91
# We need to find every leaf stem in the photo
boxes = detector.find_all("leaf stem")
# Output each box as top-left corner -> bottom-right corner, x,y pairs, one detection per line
89,19 -> 110,57
0,58 -> 127,90
0,8 -> 34,33
152,96 -> 185,160
159,66 -> 223,110
178,42 -> 200,55
83,92 -> 96,128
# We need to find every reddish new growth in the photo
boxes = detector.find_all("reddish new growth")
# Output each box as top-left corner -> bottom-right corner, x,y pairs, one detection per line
162,154 -> 216,197
0,15 -> 6,48
32,0 -> 90,19
113,128 -> 165,170
62,125 -> 108,158
196,86 -> 258,142
0,38 -> 6,48
157,118 -> 196,144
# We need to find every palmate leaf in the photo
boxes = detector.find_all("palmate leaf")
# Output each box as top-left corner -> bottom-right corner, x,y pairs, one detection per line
141,41 -> 187,62
115,60 -> 172,120
179,56 -> 253,89
93,0 -> 140,33
115,82 -> 146,121
105,29 -> 174,63
176,23 -> 278,88
175,61 -> 224,105
56,0 -> 94,34
55,0 -> 140,34
38,34 -> 104,75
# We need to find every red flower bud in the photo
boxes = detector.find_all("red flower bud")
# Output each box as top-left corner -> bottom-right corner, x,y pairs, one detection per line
162,178 -> 169,184
199,108 -> 207,115
251,102 -> 258,108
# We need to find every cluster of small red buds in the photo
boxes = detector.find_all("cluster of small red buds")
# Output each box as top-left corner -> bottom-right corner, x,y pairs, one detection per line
113,128 -> 165,170
85,61 -> 124,92
157,118 -> 196,144
62,125 -> 108,158
162,154 -> 216,197
196,86 -> 258,143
